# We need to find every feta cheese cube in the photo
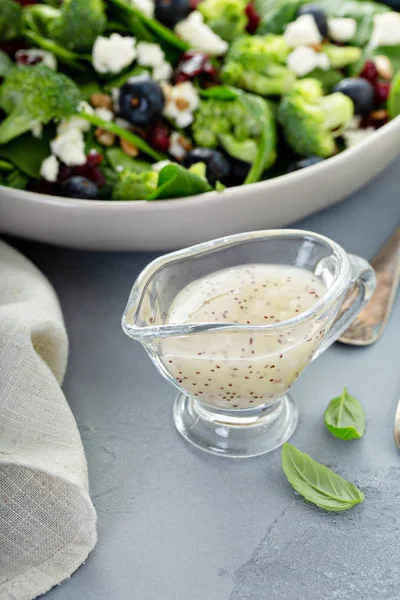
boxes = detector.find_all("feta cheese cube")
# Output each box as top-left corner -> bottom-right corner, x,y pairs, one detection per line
284,15 -> 322,48
169,132 -> 188,159
343,127 -> 375,148
163,81 -> 200,128
51,129 -> 87,166
40,155 -> 59,182
371,12 -> 400,48
128,0 -> 155,18
92,34 -> 137,74
328,18 -> 357,42
175,11 -> 228,56
95,107 -> 114,122
15,48 -> 57,70
287,46 -> 330,77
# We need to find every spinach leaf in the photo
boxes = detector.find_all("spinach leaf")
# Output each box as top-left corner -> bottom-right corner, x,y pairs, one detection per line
302,68 -> 343,93
0,159 -> 14,173
200,86 -> 239,101
257,0 -> 305,34
106,147 -> 152,173
148,163 -> 212,199
316,0 -> 389,47
324,388 -> 366,440
0,133 -> 51,178
282,443 -> 365,511
388,70 -> 400,119
1,168 -> 29,190
106,0 -> 189,51
235,91 -> 277,184
79,112 -> 166,161
78,80 -> 102,102
0,51 -> 13,79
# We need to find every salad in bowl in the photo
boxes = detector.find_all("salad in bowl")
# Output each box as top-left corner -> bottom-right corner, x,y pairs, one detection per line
0,0 -> 399,202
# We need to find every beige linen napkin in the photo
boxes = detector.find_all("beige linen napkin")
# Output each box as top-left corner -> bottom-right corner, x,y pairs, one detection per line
0,240 -> 97,600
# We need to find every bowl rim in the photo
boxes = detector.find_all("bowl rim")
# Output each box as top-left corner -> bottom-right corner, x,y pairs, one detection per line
1,115 -> 400,211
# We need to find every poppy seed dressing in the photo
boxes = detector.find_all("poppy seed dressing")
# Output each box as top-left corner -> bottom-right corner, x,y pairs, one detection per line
163,264 -> 327,409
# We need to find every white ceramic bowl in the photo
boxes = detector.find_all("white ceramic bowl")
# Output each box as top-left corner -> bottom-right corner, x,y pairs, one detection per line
1,117 -> 399,251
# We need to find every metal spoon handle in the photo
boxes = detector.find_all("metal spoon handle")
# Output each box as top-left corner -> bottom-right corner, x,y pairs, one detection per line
339,226 -> 400,346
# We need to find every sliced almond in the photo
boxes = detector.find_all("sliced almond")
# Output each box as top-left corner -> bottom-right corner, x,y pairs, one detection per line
370,109 -> 388,121
120,138 -> 139,157
310,42 -> 323,52
374,55 -> 393,80
175,97 -> 191,111
95,128 -> 115,146
91,93 -> 113,110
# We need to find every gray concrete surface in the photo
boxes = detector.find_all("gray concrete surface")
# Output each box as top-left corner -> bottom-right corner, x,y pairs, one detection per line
14,160 -> 400,599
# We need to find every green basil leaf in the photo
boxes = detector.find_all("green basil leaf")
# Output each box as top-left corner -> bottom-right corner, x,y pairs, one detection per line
388,70 -> 400,120
282,443 -> 365,511
148,163 -> 212,199
324,387 -> 366,440
0,132 -> 51,178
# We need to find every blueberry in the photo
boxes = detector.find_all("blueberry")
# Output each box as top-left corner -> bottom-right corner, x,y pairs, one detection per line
297,3 -> 328,37
226,156 -> 251,185
182,148 -> 231,186
61,176 -> 99,200
119,78 -> 165,126
287,156 -> 324,173
378,0 -> 400,7
155,0 -> 189,27
333,78 -> 375,115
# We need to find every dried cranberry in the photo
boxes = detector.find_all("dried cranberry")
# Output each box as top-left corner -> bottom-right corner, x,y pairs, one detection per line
0,40 -> 28,58
15,52 -> 42,66
245,2 -> 261,34
375,81 -> 390,103
174,51 -> 219,85
29,180 -> 58,196
57,155 -> 106,188
14,0 -> 38,5
359,60 -> 378,84
189,0 -> 202,8
57,165 -> 73,183
86,151 -> 103,167
149,123 -> 170,152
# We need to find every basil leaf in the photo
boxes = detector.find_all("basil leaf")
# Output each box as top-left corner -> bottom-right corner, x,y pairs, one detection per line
324,387 -> 366,440
148,164 -> 212,199
0,133 -> 51,178
282,443 -> 365,511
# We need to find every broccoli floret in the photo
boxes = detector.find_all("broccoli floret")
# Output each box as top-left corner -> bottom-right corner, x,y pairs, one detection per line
192,95 -> 262,162
278,79 -> 354,158
0,64 -> 81,144
227,34 -> 291,72
321,45 -> 362,69
0,0 -> 22,40
112,170 -> 158,200
221,61 -> 295,96
23,0 -> 106,53
198,0 -> 247,42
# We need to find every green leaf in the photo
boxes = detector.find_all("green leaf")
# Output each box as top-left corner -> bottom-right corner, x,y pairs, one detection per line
148,163 -> 212,199
22,28 -> 87,71
282,443 -> 365,512
0,158 -> 14,173
106,147 -> 151,173
235,91 -> 277,184
324,388 -> 366,440
78,80 -> 102,101
0,132 -> 51,178
0,51 -> 13,78
303,68 -> 342,92
106,0 -> 189,51
388,70 -> 400,120
78,112 -> 166,161
315,0 -> 389,47
200,86 -> 239,101
1,168 -> 29,190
